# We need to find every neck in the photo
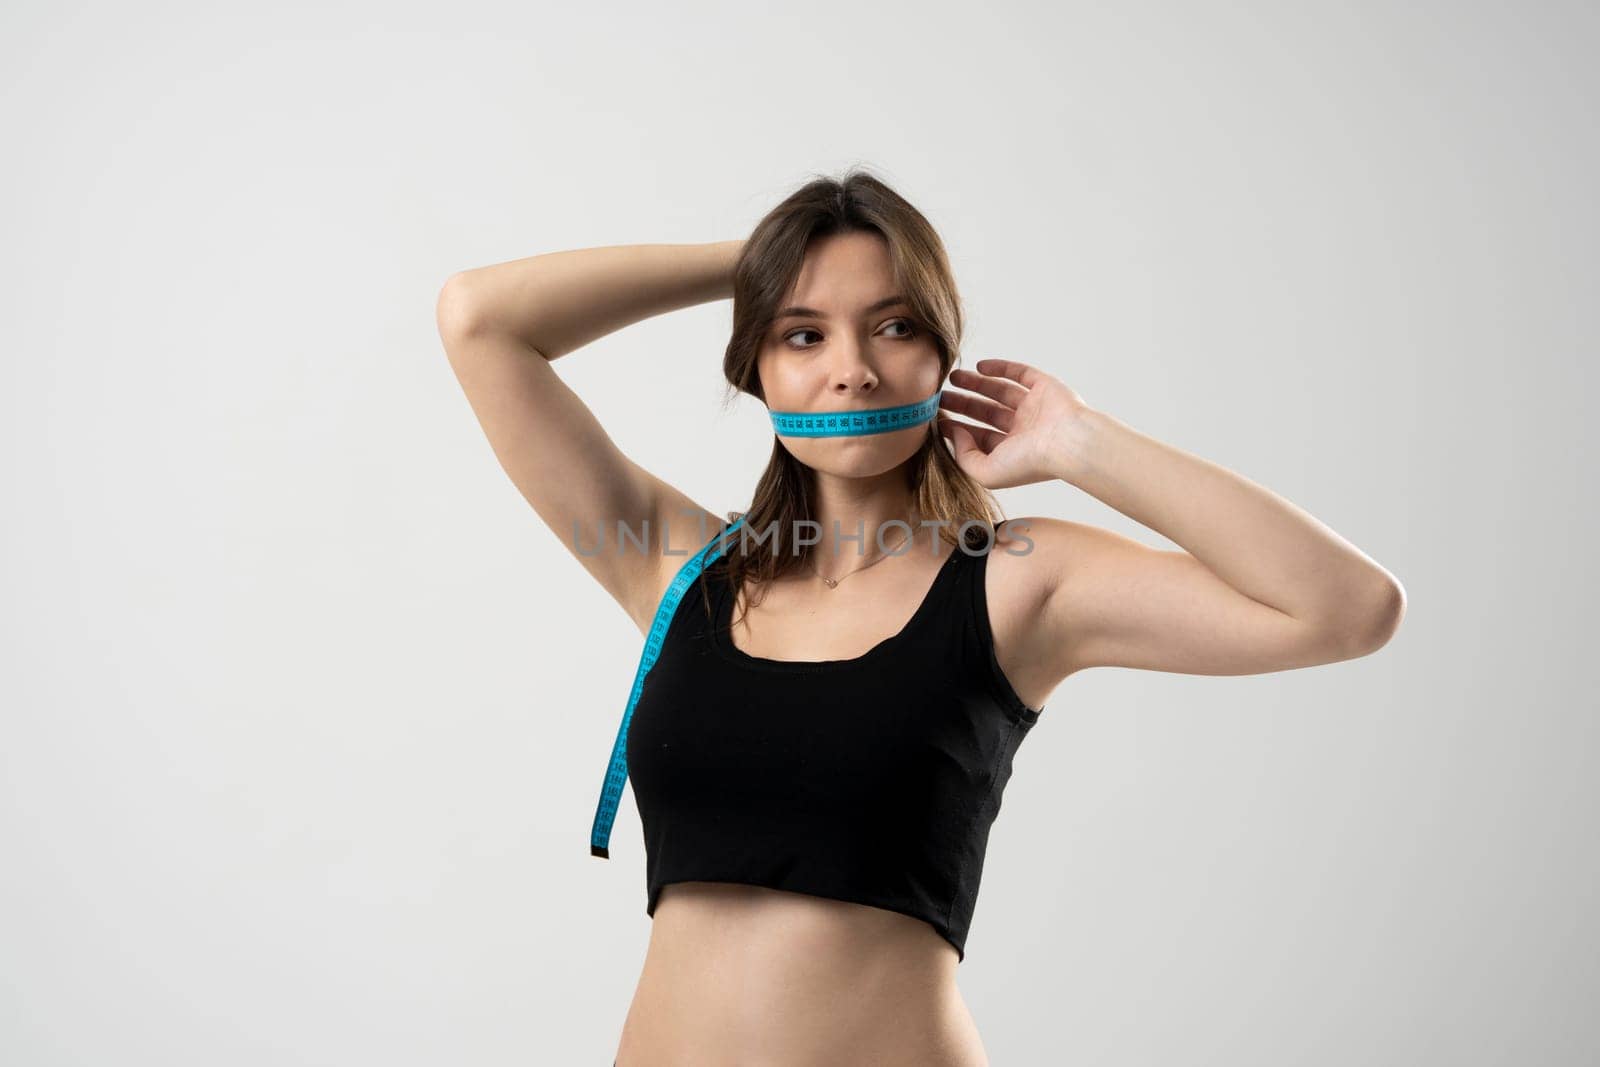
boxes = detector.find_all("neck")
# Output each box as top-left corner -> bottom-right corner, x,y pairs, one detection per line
805,467 -> 926,564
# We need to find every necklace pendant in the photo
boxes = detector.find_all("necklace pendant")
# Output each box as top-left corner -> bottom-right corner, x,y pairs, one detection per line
821,576 -> 838,588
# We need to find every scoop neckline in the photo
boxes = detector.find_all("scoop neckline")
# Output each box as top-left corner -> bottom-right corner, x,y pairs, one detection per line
708,542 -> 971,674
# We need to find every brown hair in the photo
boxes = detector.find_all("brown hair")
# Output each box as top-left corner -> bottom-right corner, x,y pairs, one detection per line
698,166 -> 1009,628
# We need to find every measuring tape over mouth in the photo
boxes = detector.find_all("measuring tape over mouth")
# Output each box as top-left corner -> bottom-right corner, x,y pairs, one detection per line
768,390 -> 944,438
589,389 -> 948,858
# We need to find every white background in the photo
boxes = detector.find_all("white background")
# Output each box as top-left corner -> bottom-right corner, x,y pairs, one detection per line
2,1 -> 1594,1063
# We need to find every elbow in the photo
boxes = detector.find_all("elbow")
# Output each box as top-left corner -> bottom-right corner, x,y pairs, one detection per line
1338,576 -> 1407,658
435,272 -> 484,342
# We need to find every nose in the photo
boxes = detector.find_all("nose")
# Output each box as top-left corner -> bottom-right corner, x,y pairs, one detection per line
828,335 -> 878,395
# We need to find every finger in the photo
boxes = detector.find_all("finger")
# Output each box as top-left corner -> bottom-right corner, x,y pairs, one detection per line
973,358 -> 1049,393
937,418 -> 989,475
939,415 -> 1006,455
950,365 -> 1029,410
938,386 -> 1016,432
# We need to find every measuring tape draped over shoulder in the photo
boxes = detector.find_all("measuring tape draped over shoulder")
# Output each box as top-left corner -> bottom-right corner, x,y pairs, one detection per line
588,388 -> 943,858
589,515 -> 747,858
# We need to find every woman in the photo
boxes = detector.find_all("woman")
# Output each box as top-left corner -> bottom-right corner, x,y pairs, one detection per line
435,169 -> 1405,1066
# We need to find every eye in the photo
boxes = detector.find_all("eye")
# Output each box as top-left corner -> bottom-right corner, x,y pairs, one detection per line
781,318 -> 918,349
782,327 -> 823,349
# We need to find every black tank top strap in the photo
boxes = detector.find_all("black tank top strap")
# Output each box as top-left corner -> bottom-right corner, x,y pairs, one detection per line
874,533 -> 973,658
952,531 -> 1044,724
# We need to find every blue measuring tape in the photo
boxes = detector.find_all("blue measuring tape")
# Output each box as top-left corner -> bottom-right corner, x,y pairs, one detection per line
590,514 -> 747,858
768,390 -> 943,438
589,388 -> 945,859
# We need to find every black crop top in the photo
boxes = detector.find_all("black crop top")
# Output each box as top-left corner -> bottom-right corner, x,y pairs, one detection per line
624,527 -> 1042,962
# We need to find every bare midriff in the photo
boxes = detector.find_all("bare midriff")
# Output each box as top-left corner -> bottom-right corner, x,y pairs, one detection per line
613,881 -> 989,1067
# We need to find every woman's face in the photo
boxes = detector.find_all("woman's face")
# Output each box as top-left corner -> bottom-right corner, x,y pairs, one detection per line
756,230 -> 944,479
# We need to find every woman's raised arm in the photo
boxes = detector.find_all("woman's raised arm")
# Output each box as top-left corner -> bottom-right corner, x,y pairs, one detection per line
435,240 -> 742,634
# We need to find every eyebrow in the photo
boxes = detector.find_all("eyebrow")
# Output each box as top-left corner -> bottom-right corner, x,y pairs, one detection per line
774,295 -> 910,321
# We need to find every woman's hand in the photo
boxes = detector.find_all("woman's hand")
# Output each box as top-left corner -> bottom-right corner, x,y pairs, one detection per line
936,359 -> 1094,489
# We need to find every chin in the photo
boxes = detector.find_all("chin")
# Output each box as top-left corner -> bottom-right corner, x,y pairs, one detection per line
789,432 -> 924,478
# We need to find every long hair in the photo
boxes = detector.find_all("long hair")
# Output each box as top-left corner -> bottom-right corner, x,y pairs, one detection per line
698,166 -> 1009,627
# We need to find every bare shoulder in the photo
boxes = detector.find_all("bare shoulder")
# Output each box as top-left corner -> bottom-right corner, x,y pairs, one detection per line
625,495 -> 731,638
986,514 -> 1089,604
983,515 -> 1088,713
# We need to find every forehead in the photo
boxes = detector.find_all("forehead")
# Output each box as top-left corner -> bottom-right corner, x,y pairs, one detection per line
782,231 -> 897,309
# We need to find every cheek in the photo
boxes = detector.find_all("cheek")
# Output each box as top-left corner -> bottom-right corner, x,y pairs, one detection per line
757,352 -> 811,406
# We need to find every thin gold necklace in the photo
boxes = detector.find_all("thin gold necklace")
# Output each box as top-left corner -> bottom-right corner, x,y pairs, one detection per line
809,527 -> 916,589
